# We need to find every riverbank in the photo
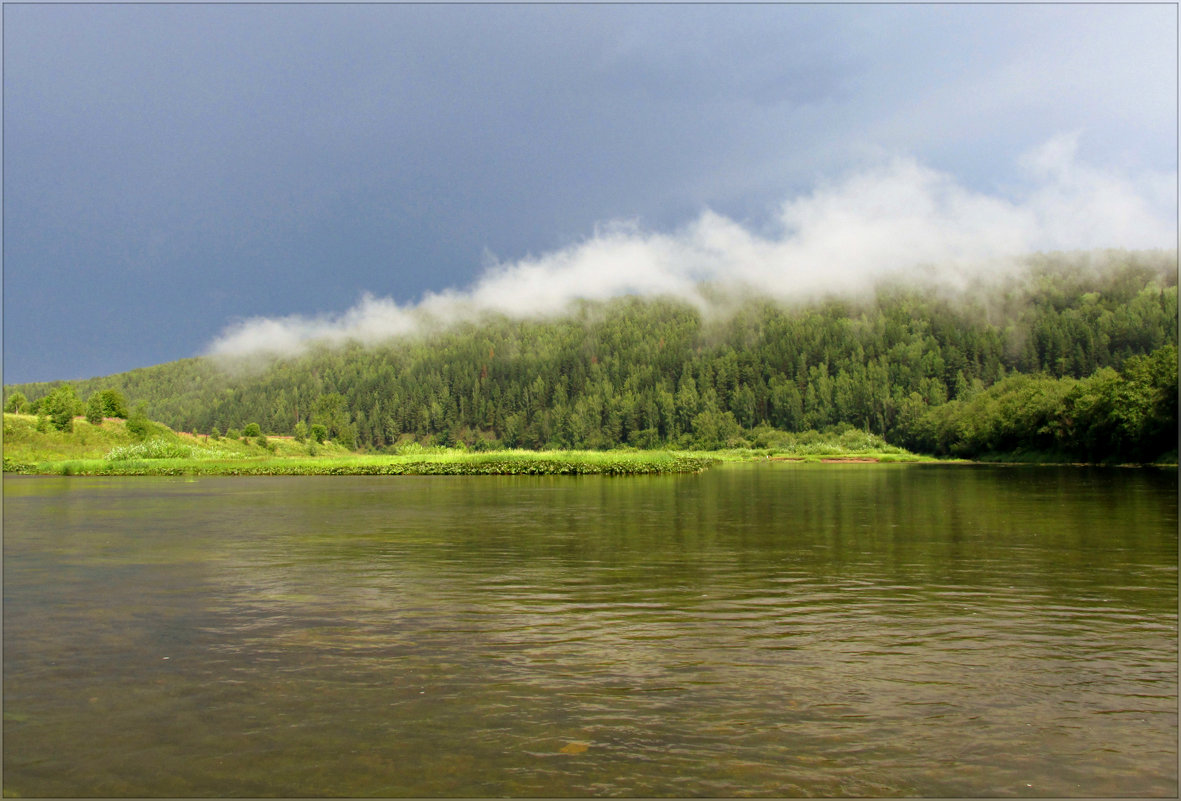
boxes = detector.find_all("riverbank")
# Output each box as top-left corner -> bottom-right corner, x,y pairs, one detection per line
3,412 -> 950,476
3,450 -> 720,476
2,448 -> 948,477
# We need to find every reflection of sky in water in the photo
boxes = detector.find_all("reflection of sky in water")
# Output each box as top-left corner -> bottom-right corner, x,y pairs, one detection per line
3,466 -> 1177,796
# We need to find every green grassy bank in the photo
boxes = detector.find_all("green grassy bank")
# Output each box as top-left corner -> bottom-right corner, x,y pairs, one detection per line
3,412 -> 939,476
5,451 -> 717,477
2,414 -> 716,475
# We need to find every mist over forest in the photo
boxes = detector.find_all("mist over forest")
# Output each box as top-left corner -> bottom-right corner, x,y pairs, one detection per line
203,138 -> 1176,362
6,248 -> 1176,464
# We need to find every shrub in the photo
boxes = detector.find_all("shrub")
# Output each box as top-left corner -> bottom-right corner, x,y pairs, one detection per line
688,410 -> 741,450
43,385 -> 81,432
226,428 -> 241,440
293,421 -> 307,443
837,428 -> 885,453
4,391 -> 28,414
99,389 -> 129,419
86,393 -> 105,425
628,427 -> 660,450
310,423 -> 327,444
125,402 -> 153,439
243,423 -> 261,438
335,424 -> 356,450
106,438 -> 195,460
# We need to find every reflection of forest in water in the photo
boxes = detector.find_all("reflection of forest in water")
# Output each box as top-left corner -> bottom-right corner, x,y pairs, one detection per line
3,465 -> 1177,797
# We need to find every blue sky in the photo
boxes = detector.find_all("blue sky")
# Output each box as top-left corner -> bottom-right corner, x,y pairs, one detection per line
4,3 -> 1177,382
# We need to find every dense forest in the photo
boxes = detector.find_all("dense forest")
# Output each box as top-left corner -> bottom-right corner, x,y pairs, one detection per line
5,249 -> 1177,463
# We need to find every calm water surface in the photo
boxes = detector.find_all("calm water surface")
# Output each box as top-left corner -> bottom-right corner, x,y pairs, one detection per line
3,464 -> 1177,797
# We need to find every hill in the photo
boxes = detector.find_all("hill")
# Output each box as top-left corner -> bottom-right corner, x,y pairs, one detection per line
4,249 -> 1177,463
2,412 -> 356,471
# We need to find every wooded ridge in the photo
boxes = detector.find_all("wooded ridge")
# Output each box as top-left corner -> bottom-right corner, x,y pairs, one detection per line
5,249 -> 1176,463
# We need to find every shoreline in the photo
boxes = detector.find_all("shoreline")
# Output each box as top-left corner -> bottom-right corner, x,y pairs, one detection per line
0,448 -> 956,477
2,450 -> 719,477
6,414 -> 1168,476
5,451 -> 1169,477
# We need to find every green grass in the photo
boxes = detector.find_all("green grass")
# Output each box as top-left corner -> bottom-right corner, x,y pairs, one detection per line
4,413 -> 144,463
679,427 -> 942,463
3,413 -> 352,475
5,449 -> 716,476
4,413 -> 944,476
695,449 -> 942,464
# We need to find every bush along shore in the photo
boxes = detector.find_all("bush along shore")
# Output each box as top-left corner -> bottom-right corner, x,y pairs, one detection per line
2,413 -> 944,476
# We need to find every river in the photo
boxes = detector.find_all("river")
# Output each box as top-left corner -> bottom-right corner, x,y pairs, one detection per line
3,463 -> 1176,796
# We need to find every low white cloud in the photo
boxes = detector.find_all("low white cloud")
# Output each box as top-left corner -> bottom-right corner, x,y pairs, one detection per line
206,135 -> 1176,360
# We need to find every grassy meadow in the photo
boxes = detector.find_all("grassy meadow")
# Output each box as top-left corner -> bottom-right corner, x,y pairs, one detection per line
2,413 -> 716,475
3,412 -> 937,476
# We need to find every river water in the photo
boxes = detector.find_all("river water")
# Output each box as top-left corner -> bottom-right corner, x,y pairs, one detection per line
3,464 -> 1176,796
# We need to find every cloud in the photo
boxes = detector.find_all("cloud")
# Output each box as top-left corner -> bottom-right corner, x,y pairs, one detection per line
206,136 -> 1177,360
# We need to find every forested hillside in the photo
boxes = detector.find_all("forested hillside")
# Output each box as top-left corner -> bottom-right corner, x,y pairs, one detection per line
5,249 -> 1177,462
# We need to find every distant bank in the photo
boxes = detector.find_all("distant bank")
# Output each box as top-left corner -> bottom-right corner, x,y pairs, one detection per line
2,412 -> 944,477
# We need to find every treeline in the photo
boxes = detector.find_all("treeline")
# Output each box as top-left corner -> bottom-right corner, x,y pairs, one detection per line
4,386 -> 134,432
5,249 -> 1177,462
905,345 -> 1176,462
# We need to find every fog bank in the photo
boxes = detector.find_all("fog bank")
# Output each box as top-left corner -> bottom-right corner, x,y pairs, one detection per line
207,135 -> 1176,360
